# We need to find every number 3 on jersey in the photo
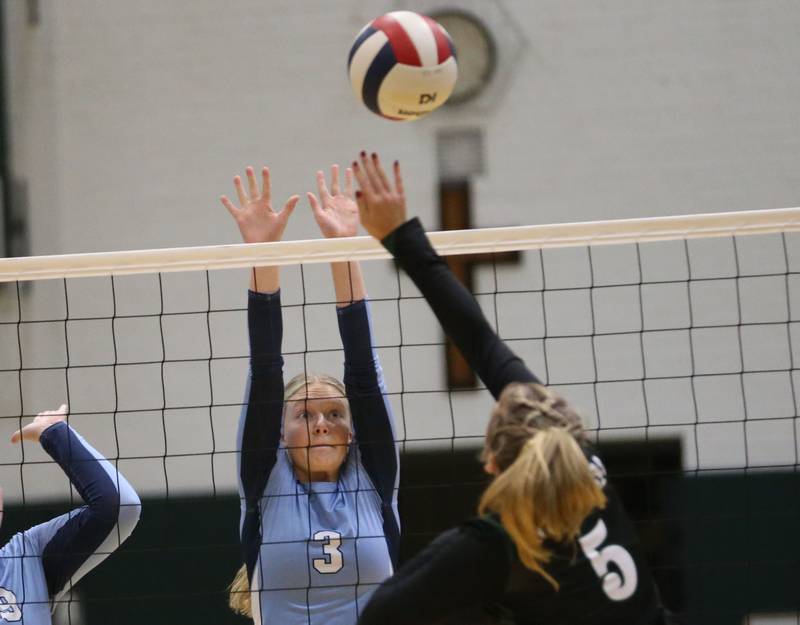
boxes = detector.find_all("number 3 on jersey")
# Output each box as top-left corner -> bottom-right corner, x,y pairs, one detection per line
578,518 -> 638,601
312,530 -> 344,574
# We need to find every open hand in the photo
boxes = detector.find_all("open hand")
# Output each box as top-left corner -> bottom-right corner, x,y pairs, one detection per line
307,165 -> 359,238
221,166 -> 300,244
352,152 -> 407,241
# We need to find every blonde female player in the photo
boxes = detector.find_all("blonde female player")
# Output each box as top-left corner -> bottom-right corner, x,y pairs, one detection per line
352,152 -> 681,625
221,165 -> 399,624
0,405 -> 141,623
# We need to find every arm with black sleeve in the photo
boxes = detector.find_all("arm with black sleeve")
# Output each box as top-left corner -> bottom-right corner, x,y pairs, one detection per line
382,217 -> 540,398
27,421 -> 141,601
337,298 -> 400,565
236,289 -> 285,579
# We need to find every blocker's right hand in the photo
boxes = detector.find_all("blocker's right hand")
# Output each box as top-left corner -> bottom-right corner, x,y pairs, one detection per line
221,166 -> 300,244
11,404 -> 68,444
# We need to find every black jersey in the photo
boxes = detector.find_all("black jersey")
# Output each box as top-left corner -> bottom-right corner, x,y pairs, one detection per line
481,447 -> 659,625
359,449 -> 660,625
358,218 -> 672,625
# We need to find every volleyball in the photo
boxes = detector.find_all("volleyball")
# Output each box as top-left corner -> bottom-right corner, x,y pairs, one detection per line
347,11 -> 458,121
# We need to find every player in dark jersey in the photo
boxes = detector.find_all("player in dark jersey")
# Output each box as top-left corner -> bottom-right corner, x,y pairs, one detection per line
351,152 -> 681,625
221,165 -> 399,625
0,405 -> 141,624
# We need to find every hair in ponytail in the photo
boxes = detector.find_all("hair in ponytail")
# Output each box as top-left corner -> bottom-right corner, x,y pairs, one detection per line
478,383 -> 606,588
228,564 -> 251,617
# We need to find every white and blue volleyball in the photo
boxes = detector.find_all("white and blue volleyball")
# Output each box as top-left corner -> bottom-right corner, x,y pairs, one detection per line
348,11 -> 458,121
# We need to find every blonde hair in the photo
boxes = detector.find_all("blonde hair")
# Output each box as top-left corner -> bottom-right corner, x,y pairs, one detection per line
478,383 -> 606,589
229,565 -> 251,617
228,372 -> 349,617
283,372 -> 349,417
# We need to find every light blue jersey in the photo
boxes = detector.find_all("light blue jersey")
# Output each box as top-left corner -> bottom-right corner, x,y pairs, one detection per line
0,423 -> 141,624
238,292 -> 399,625
252,450 -> 394,624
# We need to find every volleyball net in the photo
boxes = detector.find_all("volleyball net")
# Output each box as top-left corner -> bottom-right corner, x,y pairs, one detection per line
1,207 -> 798,624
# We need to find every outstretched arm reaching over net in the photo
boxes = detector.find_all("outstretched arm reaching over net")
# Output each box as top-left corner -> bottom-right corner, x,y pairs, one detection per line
352,152 -> 540,399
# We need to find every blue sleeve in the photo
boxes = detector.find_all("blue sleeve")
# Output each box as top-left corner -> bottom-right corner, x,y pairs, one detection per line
26,422 -> 141,600
237,289 -> 285,578
382,218 -> 540,399
337,300 -> 398,506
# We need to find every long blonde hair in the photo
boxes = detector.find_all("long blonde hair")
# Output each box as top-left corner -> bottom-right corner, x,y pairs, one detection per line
478,383 -> 606,589
228,372 -> 349,617
229,565 -> 251,617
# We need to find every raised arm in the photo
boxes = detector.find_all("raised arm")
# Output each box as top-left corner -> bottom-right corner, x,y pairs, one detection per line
222,167 -> 297,575
307,165 -> 366,305
307,165 -> 399,506
222,165 -> 297,492
239,290 -> 285,501
13,406 -> 141,601
353,153 -> 539,399
336,303 -> 398,501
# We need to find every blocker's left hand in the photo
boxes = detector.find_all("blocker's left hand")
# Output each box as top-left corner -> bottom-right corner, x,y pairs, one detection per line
11,404 -> 68,444
307,165 -> 359,238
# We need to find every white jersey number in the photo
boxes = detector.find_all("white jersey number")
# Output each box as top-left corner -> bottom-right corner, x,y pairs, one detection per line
578,518 -> 638,601
312,530 -> 343,574
0,587 -> 22,622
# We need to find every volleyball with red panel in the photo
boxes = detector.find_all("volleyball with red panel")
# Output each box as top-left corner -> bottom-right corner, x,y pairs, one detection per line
348,11 -> 458,120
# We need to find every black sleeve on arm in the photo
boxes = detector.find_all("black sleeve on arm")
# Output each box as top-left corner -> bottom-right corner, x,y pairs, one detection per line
358,523 -> 510,625
382,218 -> 540,399
338,299 -> 401,566
337,300 -> 397,504
38,422 -> 134,597
241,289 -> 285,497
239,290 -> 285,577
